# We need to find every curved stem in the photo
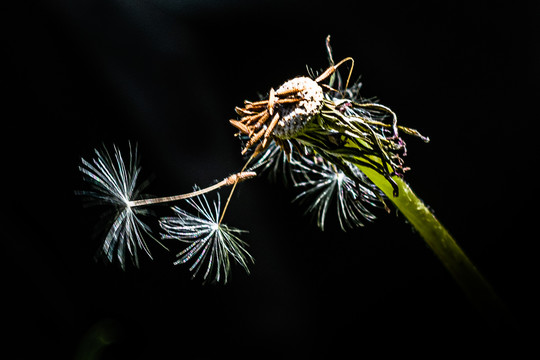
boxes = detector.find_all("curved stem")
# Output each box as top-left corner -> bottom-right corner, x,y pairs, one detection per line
127,171 -> 256,208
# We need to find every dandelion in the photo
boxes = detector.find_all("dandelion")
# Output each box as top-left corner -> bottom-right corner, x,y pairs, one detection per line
78,144 -> 157,268
248,141 -> 383,231
160,190 -> 253,284
79,144 -> 255,271
228,36 -> 507,323
293,155 -> 381,231
247,140 -> 299,185
230,38 -> 429,198
76,37 -> 508,324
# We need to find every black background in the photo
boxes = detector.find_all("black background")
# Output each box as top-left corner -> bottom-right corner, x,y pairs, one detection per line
2,0 -> 537,358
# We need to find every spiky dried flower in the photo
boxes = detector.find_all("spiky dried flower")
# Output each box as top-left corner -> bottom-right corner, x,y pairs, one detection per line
231,38 -> 429,198
229,36 -> 431,232
78,144 -> 158,268
160,190 -> 253,284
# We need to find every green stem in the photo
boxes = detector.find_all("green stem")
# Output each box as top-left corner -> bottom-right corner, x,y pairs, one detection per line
356,164 -> 512,327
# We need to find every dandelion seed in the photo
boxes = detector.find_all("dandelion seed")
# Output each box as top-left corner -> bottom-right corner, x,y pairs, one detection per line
160,190 -> 253,284
248,141 -> 300,185
79,144 -> 159,269
293,156 -> 382,231
79,143 -> 256,274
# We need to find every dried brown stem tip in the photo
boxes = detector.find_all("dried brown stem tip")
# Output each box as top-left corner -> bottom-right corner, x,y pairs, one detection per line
224,171 -> 257,185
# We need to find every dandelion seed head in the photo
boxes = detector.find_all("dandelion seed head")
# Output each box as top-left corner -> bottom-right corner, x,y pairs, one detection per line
160,190 -> 253,284
79,144 -> 154,269
273,76 -> 324,139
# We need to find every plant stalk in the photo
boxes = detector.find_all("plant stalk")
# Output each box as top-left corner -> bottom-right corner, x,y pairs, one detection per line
127,171 -> 256,208
355,163 -> 513,328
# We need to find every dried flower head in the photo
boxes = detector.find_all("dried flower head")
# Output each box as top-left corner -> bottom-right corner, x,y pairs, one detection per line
272,76 -> 324,139
78,144 -> 157,268
231,37 -> 429,198
160,191 -> 253,284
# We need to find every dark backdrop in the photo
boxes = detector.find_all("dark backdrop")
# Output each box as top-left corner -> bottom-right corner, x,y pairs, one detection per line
2,0 -> 537,358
